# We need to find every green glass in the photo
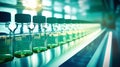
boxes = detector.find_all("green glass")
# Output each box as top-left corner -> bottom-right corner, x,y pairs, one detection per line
66,32 -> 72,43
72,33 -> 76,40
32,33 -> 47,53
14,50 -> 32,58
14,34 -> 33,58
47,32 -> 58,49
72,31 -> 79,40
0,54 -> 13,63
58,32 -> 66,45
0,36 -> 13,63
33,47 -> 47,53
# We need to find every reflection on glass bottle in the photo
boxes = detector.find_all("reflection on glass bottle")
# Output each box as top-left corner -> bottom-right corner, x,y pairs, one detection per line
47,32 -> 58,49
14,14 -> 33,58
58,32 -> 66,45
0,11 -> 14,63
14,34 -> 33,58
65,20 -> 73,42
0,36 -> 14,63
32,16 -> 47,53
32,33 -> 47,53
66,31 -> 72,42
47,18 -> 59,49
57,18 -> 66,45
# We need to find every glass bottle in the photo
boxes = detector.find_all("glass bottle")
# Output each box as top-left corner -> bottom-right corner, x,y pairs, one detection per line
14,14 -> 33,58
57,18 -> 66,45
71,20 -> 77,40
32,16 -> 47,53
47,18 -> 58,49
46,17 -> 62,59
65,19 -> 73,42
0,11 -> 14,63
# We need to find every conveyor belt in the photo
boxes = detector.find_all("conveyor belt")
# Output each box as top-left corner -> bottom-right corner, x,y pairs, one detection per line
60,30 -> 106,67
44,29 -> 106,67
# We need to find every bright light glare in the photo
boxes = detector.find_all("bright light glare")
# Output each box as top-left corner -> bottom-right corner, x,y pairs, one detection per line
45,50 -> 52,63
103,31 -> 112,67
22,0 -> 42,11
31,54 -> 39,67
22,0 -> 37,9
23,10 -> 37,16
42,0 -> 51,6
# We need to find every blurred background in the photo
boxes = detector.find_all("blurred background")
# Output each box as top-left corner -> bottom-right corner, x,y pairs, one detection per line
0,0 -> 120,67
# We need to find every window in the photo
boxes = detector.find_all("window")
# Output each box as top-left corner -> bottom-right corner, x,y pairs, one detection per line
54,1 -> 62,12
71,16 -> 77,19
42,10 -> 52,17
54,13 -> 62,18
65,14 -> 70,19
42,0 -> 52,6
64,5 -> 71,14
72,7 -> 77,14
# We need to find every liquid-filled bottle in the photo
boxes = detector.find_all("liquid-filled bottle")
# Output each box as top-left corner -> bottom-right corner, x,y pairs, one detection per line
0,11 -> 14,63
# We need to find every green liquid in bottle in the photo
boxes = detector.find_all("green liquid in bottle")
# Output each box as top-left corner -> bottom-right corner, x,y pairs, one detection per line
14,50 -> 33,58
33,47 -> 47,53
0,54 -> 13,64
59,41 -> 66,45
47,44 -> 58,49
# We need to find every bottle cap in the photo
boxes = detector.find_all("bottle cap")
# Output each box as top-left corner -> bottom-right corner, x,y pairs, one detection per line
15,14 -> 31,23
33,16 -> 46,23
0,11 -> 11,22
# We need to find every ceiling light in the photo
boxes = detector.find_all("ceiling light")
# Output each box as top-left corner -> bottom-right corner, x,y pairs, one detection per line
22,0 -> 42,11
